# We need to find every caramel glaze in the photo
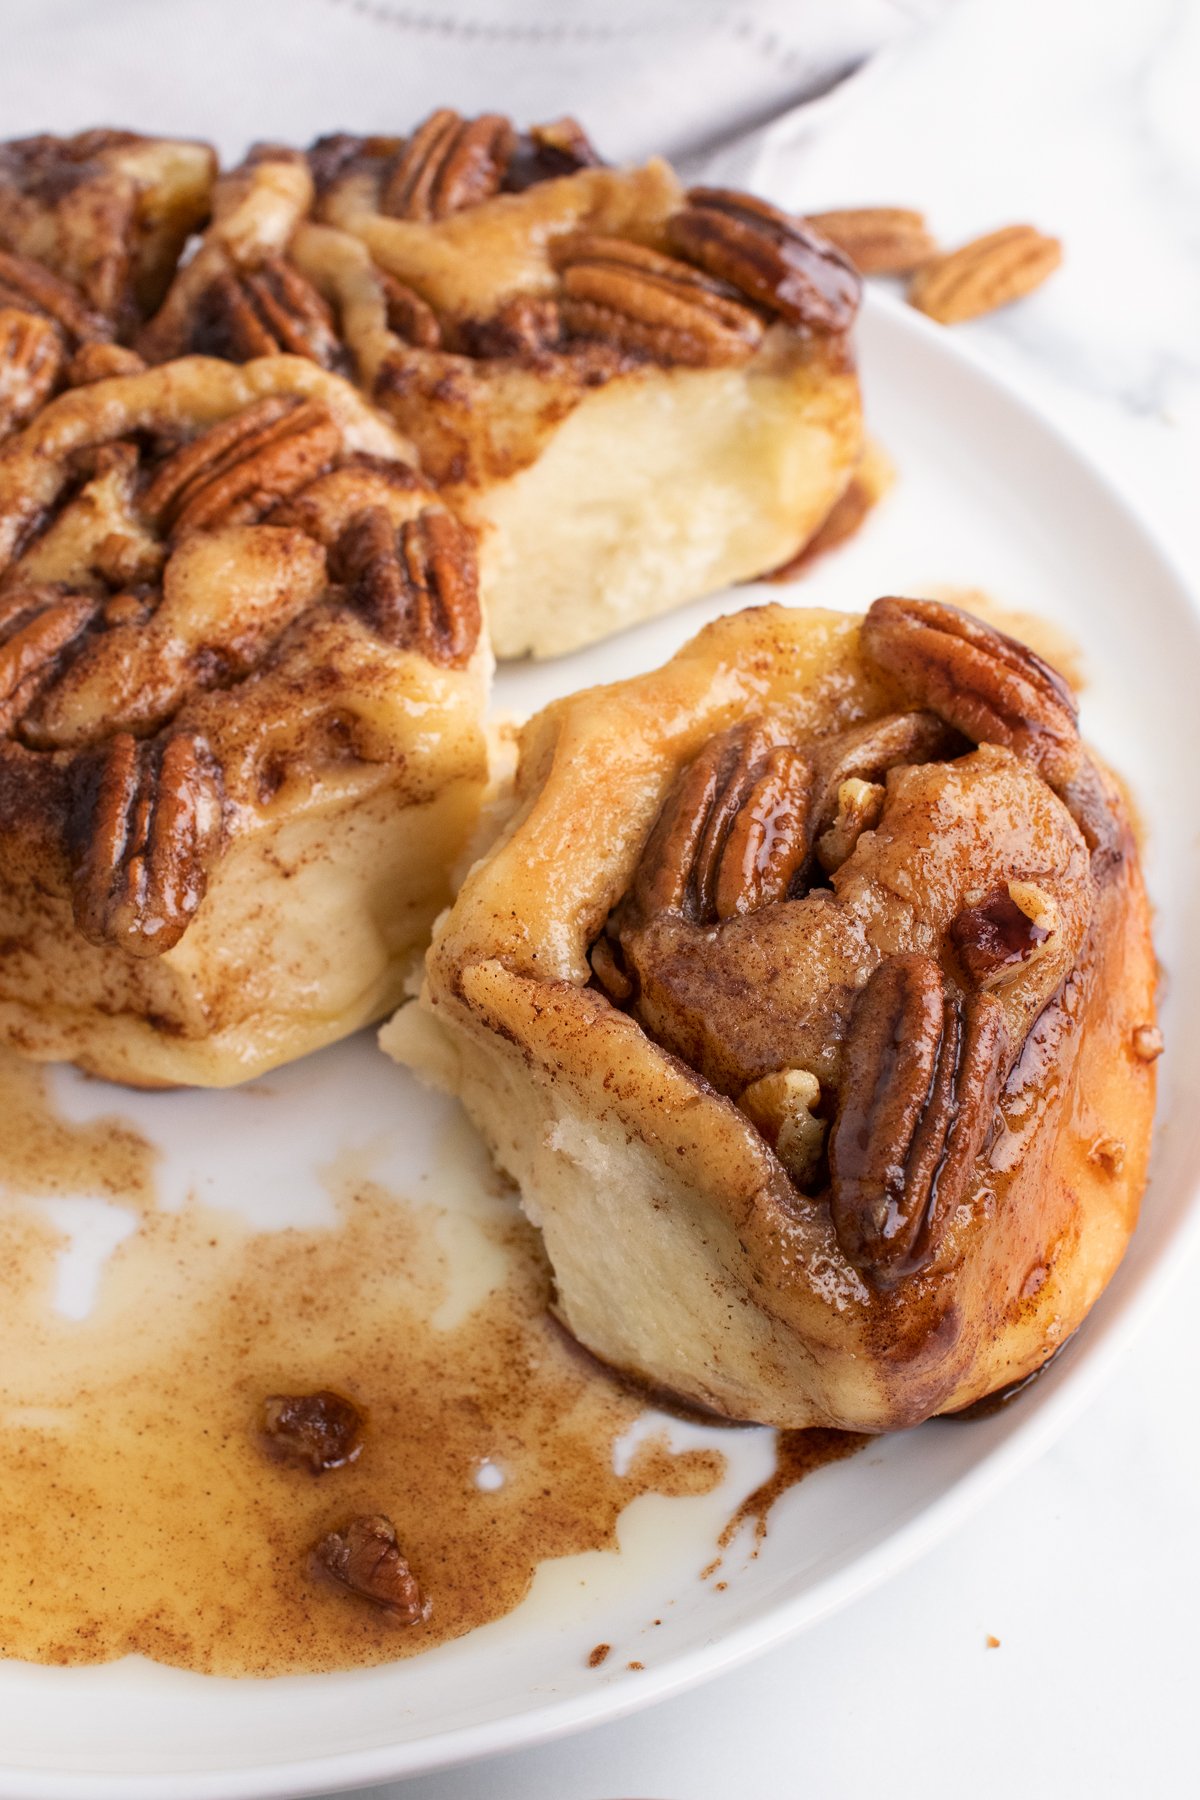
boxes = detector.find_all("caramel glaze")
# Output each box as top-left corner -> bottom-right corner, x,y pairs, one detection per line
716,1430 -> 868,1556
0,1052 -> 727,1677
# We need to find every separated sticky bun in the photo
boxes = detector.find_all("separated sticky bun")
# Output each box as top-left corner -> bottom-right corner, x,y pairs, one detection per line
292,112 -> 863,657
0,355 -> 489,1087
0,129 -> 217,439
386,599 -> 1159,1431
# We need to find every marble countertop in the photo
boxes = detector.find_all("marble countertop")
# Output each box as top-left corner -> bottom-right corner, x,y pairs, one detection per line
355,1 -> 1200,1795
4,0 -> 1198,1793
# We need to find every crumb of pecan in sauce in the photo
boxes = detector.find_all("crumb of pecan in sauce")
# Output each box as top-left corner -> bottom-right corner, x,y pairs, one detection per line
312,1514 -> 428,1624
260,1390 -> 363,1472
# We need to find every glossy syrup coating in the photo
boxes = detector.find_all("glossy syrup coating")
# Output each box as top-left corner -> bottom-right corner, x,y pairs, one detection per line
393,599 -> 1159,1431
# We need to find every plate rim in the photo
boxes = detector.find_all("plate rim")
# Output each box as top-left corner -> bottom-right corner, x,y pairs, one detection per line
4,286 -> 1199,1800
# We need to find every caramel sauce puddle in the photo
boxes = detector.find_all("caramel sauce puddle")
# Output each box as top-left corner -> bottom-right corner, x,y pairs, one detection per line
0,1049 -> 728,1677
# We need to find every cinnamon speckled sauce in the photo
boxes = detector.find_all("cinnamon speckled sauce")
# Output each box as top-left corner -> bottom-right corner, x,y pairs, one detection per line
0,1032 -> 844,1678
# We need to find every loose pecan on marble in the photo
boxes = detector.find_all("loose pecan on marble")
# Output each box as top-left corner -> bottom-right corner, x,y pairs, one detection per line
829,954 -> 1008,1286
555,235 -> 764,367
803,207 -> 936,277
381,108 -> 516,221
908,225 -> 1061,324
667,188 -> 860,335
68,728 -> 224,956
335,504 -> 480,668
860,596 -> 1081,787
312,1514 -> 427,1623
139,395 -> 342,537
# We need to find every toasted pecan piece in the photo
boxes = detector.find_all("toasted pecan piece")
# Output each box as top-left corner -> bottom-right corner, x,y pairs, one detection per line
629,721 -> 812,925
261,1391 -> 364,1473
504,115 -> 603,191
950,882 -> 1056,991
667,187 -> 860,334
803,207 -> 937,277
0,588 -> 95,731
0,246 -> 112,344
312,1514 -> 427,1623
829,954 -> 1008,1286
0,307 -> 63,436
381,108 -> 516,221
139,395 -> 341,537
860,596 -> 1081,787
68,729 -> 224,956
555,234 -> 764,367
192,257 -> 343,367
378,269 -> 442,349
908,225 -> 1061,324
335,504 -> 481,668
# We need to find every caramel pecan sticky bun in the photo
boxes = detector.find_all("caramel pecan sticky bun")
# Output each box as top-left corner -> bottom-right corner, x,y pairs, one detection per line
291,113 -> 863,657
0,355 -> 489,1087
385,599 -> 1158,1430
0,130 -> 217,440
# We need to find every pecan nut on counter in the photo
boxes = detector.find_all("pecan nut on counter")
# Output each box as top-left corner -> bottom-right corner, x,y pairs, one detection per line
384,599 -> 1158,1431
0,355 -> 489,1088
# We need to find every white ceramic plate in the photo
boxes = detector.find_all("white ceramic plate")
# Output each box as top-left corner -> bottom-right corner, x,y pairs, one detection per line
3,290 -> 1199,1799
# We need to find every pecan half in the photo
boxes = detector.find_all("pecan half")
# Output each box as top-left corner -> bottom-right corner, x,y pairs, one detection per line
335,504 -> 480,668
0,306 -> 63,435
192,257 -> 343,367
504,116 -> 602,191
667,188 -> 860,335
68,729 -> 224,956
803,207 -> 936,277
139,396 -> 342,537
0,246 -> 111,344
629,722 -> 812,925
556,235 -> 763,367
908,225 -> 1061,324
860,597 -> 1081,787
829,954 -> 1007,1286
381,108 -> 516,221
260,1391 -> 363,1473
378,269 -> 442,349
0,588 -> 95,732
312,1514 -> 427,1623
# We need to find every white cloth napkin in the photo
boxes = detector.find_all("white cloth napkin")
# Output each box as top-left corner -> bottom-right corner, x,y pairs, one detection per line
5,0 -> 950,176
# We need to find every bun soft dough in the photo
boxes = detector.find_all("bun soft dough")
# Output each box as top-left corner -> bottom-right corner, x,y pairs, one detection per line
385,599 -> 1159,1430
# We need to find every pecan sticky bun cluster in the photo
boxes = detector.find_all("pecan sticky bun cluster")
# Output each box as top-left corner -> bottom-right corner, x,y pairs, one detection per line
0,113 -> 863,661
600,599 -> 1088,1290
394,600 -> 1158,1430
0,129 -> 216,438
0,356 -> 487,1086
